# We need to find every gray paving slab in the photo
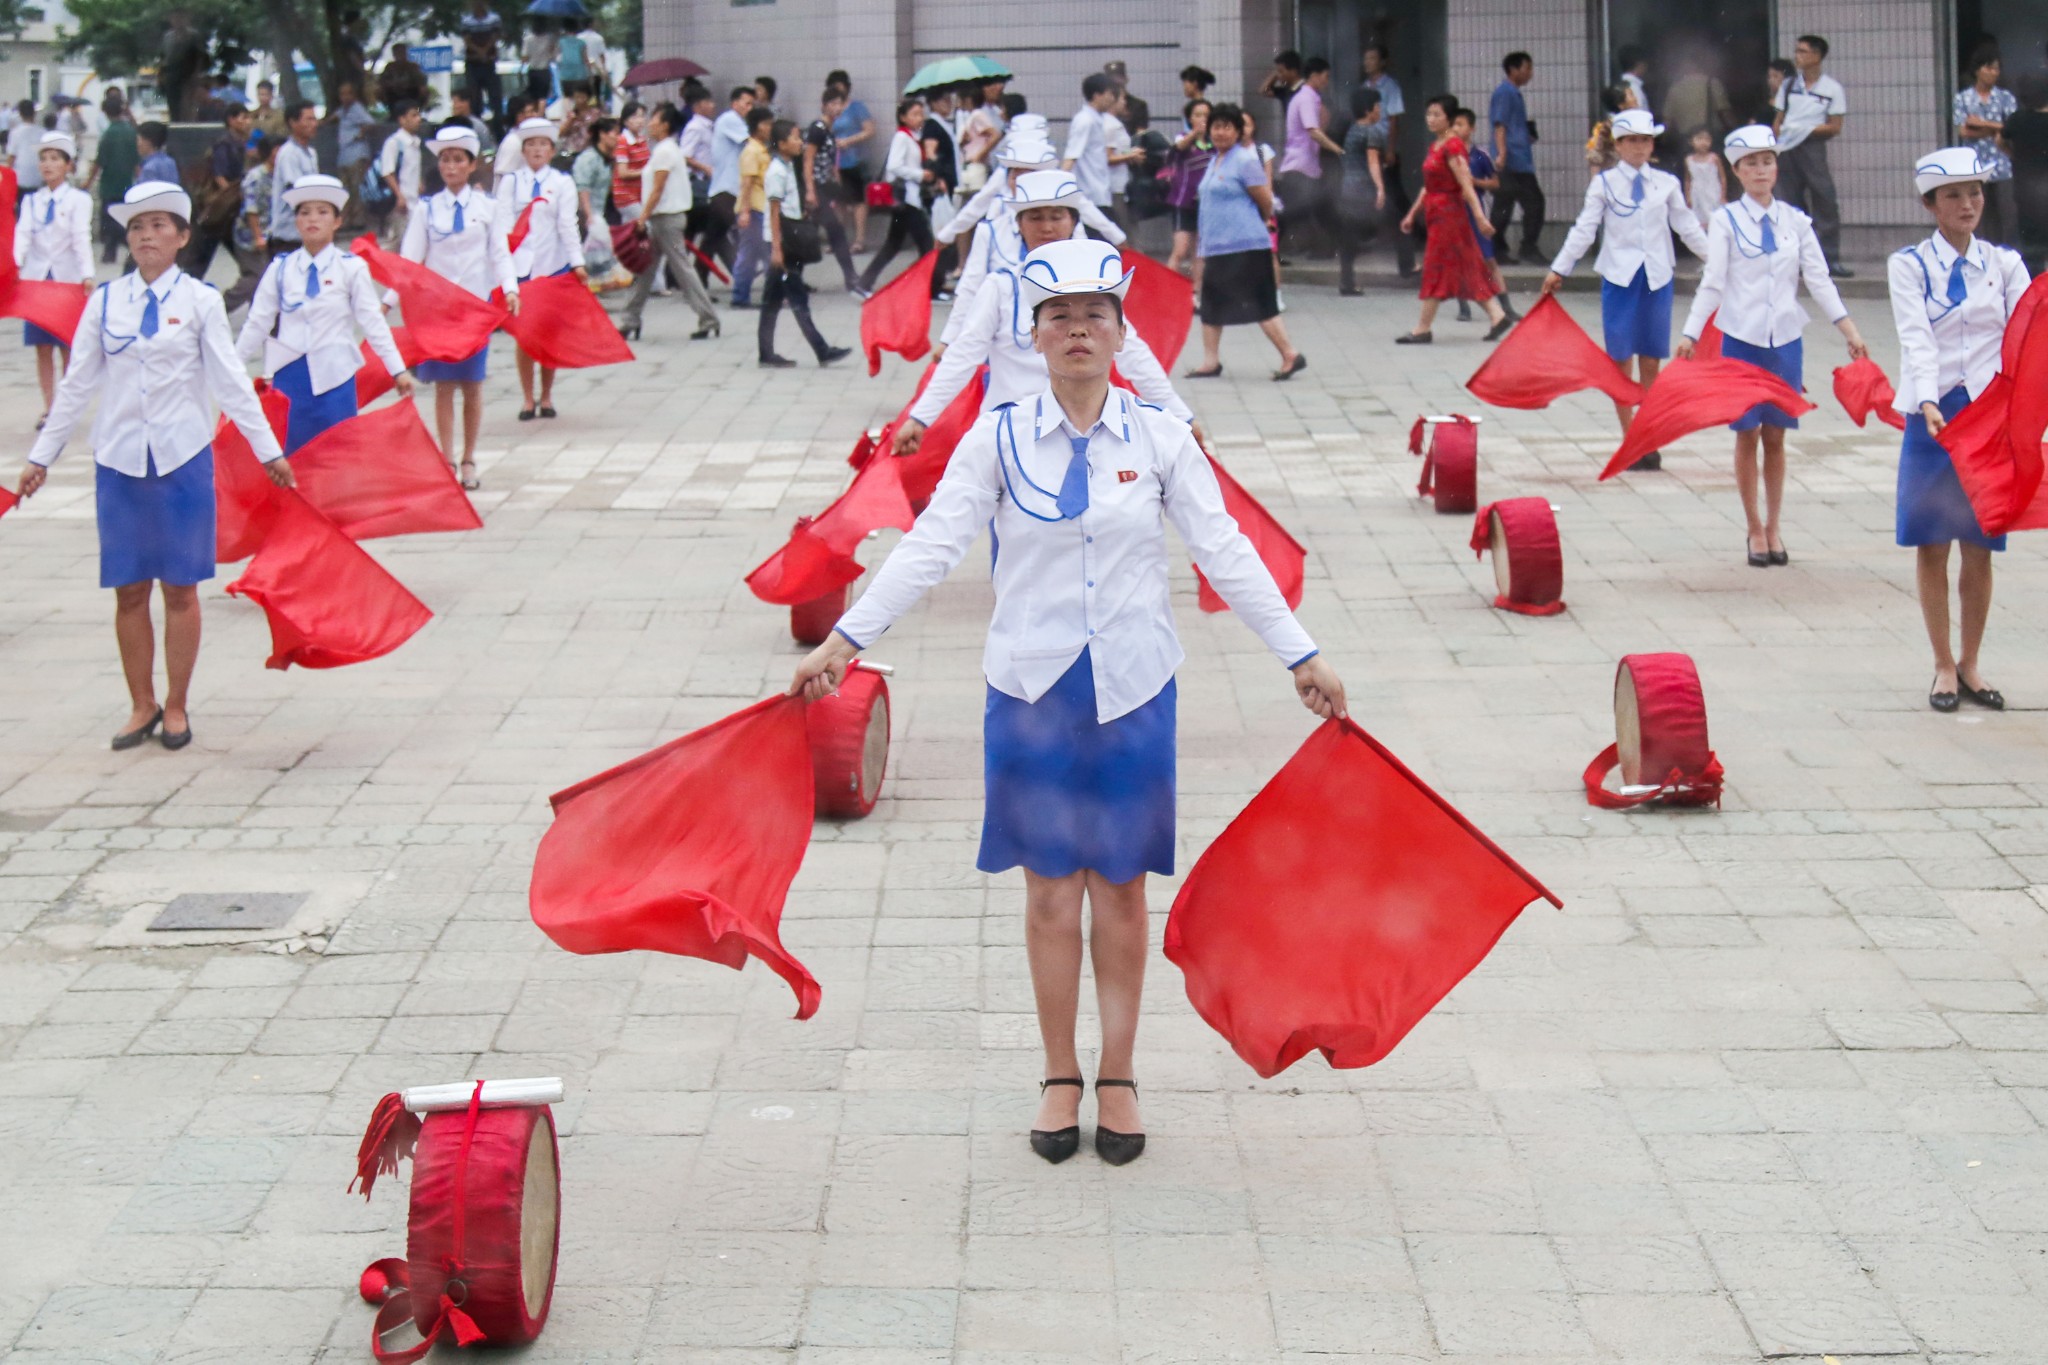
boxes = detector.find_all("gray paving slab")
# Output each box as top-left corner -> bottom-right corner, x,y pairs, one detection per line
2,253 -> 2047,1362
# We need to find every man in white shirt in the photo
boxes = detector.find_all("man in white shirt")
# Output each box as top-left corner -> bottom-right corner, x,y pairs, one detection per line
620,103 -> 720,339
1062,73 -> 1121,223
1772,34 -> 1849,275
269,101 -> 323,257
376,102 -> 426,246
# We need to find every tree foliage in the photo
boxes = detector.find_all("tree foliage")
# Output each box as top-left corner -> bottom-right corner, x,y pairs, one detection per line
0,0 -> 45,45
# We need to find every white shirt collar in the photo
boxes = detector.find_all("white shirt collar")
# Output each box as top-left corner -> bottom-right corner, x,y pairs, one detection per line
128,265 -> 184,303
1031,388 -> 1136,444
1925,232 -> 1982,274
1734,195 -> 1776,224
295,243 -> 341,271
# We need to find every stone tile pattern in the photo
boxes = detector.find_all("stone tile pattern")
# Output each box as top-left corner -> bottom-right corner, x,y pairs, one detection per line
4,279 -> 2048,1363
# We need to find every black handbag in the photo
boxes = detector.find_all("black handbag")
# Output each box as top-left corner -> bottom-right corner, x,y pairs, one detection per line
783,215 -> 824,266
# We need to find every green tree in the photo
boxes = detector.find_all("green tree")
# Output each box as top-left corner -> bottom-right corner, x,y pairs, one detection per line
0,0 -> 46,45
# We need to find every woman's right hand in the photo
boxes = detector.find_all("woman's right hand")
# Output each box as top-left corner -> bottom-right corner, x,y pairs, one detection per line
1674,337 -> 1695,361
17,463 -> 47,499
1540,272 -> 1564,296
1922,401 -> 1947,436
891,419 -> 927,454
1475,216 -> 1496,238
789,632 -> 860,701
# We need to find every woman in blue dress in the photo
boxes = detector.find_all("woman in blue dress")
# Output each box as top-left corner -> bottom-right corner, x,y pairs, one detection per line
14,184 -> 295,751
1888,148 -> 2033,711
789,240 -> 1346,1167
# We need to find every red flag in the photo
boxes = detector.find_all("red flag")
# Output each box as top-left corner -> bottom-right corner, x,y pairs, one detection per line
289,400 -> 482,541
1832,356 -> 1906,431
1942,282 -> 2048,535
897,368 -> 984,508
859,250 -> 936,376
0,167 -> 14,270
499,273 -> 633,368
0,278 -> 91,348
1695,312 -> 1725,360
1195,452 -> 1307,613
1164,718 -> 1560,1078
1599,357 -> 1814,479
505,199 -> 540,253
529,695 -> 822,1020
353,328 -> 427,406
349,234 -> 506,362
0,487 -> 16,522
2004,276 -> 2048,484
212,381 -> 293,562
1464,294 -> 1644,410
747,455 -> 915,605
226,493 -> 433,669
1119,249 -> 1194,371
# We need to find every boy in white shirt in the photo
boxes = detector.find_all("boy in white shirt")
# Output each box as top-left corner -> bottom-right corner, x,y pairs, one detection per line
1771,34 -> 1849,276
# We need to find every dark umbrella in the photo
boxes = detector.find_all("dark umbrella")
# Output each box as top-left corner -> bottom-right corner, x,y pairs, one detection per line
525,0 -> 590,18
622,57 -> 709,87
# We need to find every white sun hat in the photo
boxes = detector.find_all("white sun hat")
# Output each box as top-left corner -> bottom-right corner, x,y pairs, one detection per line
282,172 -> 350,211
1610,109 -> 1664,140
426,125 -> 482,158
997,137 -> 1058,170
1016,238 -> 1134,312
1914,146 -> 1990,194
1723,124 -> 1778,164
1004,169 -> 1087,211
515,117 -> 560,145
108,181 -> 194,227
38,130 -> 78,160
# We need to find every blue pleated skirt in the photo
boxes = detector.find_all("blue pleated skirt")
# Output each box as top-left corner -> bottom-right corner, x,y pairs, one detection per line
1601,268 -> 1672,361
416,344 -> 489,384
1721,334 -> 1803,430
96,447 -> 216,588
273,355 -> 359,454
978,649 -> 1177,883
22,321 -> 65,347
1898,385 -> 2005,551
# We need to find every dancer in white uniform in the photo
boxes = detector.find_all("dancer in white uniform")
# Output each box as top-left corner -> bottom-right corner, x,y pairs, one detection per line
14,131 -> 94,423
494,117 -> 587,420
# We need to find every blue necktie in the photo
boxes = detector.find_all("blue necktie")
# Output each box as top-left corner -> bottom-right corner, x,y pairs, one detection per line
305,261 -> 321,298
452,197 -> 465,233
530,175 -> 542,201
1630,172 -> 1644,204
1758,213 -> 1777,255
140,289 -> 159,338
1056,434 -> 1090,520
1947,255 -> 1969,307
42,194 -> 54,224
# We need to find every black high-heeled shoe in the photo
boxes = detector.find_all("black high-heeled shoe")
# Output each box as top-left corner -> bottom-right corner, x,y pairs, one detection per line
691,319 -> 721,340
1030,1078 -> 1084,1164
1092,1079 -> 1146,1166
618,322 -> 642,341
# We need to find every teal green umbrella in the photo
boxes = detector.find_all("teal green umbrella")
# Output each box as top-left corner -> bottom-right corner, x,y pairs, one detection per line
904,55 -> 1011,95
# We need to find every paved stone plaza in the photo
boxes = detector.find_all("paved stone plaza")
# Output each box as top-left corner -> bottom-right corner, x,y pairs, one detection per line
4,273 -> 2048,1363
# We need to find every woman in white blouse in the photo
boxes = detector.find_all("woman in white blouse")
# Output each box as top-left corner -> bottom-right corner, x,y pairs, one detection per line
1889,148 -> 2032,712
852,97 -> 936,297
1677,125 -> 1867,567
791,240 -> 1345,1167
14,185 -> 294,752
13,131 -> 94,425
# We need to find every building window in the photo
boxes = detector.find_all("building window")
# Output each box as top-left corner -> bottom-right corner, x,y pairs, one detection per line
27,67 -> 44,104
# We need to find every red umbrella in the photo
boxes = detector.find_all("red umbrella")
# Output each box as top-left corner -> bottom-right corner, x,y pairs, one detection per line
623,57 -> 708,87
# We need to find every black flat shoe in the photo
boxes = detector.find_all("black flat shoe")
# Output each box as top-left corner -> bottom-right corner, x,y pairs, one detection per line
1960,679 -> 2006,710
517,405 -> 537,421
1395,331 -> 1432,344
819,346 -> 852,366
538,405 -> 557,419
1747,541 -> 1770,568
1767,546 -> 1789,566
1339,285 -> 1363,296
759,355 -> 798,368
1029,1078 -> 1084,1164
160,721 -> 193,751
1483,316 -> 1517,341
1272,354 -> 1307,381
111,708 -> 163,751
1930,680 -> 1961,713
1185,364 -> 1223,378
1632,450 -> 1662,471
1092,1079 -> 1145,1166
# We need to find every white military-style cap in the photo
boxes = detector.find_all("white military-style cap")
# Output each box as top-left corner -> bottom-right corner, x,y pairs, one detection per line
1016,238 -> 1133,311
1004,168 -> 1087,211
38,130 -> 78,160
1610,109 -> 1664,140
515,117 -> 560,145
1009,113 -> 1050,136
282,172 -> 350,210
426,125 -> 482,158
997,137 -> 1058,170
1723,124 -> 1778,164
1914,146 -> 1990,194
108,181 -> 193,227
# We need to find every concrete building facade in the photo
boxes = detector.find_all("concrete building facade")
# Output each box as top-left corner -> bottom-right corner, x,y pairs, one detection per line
645,0 -> 2042,259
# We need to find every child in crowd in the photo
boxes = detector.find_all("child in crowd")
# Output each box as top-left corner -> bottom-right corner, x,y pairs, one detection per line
1684,126 -> 1726,230
758,118 -> 850,368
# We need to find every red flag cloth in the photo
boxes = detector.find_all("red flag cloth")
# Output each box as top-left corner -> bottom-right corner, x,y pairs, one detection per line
853,364 -> 940,471
529,695 -> 822,1020
1119,249 -> 1194,371
1164,718 -> 1560,1078
353,328 -> 427,406
859,250 -> 937,376
212,381 -> 294,562
226,493 -> 433,669
897,367 -> 984,508
1695,312 -> 1725,361
1942,281 -> 2048,534
1832,357 -> 1906,431
1464,294 -> 1644,410
0,278 -> 91,348
288,400 -> 483,541
349,235 -> 506,363
505,199 -> 540,253
1195,452 -> 1307,613
0,487 -> 16,522
499,274 -> 633,369
747,454 -> 915,605
1599,358 -> 1814,479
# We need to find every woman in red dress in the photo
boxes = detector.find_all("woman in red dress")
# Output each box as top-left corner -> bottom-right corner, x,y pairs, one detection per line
1396,94 -> 1513,343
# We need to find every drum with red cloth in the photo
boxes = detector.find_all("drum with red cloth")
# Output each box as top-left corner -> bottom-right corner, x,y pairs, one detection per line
1583,653 -> 1723,808
611,223 -> 652,276
807,660 -> 891,819
1469,498 -> 1565,615
792,582 -> 852,645
1410,414 -> 1480,514
351,1078 -> 562,1364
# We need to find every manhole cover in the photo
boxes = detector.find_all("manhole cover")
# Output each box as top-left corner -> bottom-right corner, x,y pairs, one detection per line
149,892 -> 308,932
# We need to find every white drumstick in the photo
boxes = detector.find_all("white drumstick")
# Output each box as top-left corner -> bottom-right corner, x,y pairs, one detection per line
402,1077 -> 564,1113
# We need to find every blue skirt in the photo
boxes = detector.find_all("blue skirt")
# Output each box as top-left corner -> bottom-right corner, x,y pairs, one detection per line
273,355 -> 359,454
1601,268 -> 1673,361
96,447 -> 216,588
1898,385 -> 2005,551
23,321 -> 65,348
1721,334 -> 1804,430
978,649 -> 1176,883
416,345 -> 489,384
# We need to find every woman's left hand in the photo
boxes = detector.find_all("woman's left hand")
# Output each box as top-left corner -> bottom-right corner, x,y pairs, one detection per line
1476,216 -> 1496,238
1292,655 -> 1347,721
263,457 -> 296,488
506,293 -> 522,316
572,266 -> 589,284
1841,324 -> 1869,362
16,463 -> 47,499
393,372 -> 416,397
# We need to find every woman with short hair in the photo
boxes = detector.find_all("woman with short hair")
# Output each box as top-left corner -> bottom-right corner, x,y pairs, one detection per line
1185,102 -> 1304,381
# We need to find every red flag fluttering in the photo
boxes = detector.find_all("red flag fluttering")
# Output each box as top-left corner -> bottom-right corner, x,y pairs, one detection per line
747,454 -> 915,605
1464,294 -> 1644,410
1940,275 -> 2048,535
288,400 -> 482,541
0,487 -> 16,523
1695,312 -> 1725,361
1599,357 -> 1814,478
897,369 -> 983,508
498,274 -> 633,369
505,198 -> 540,254
1832,357 -> 1906,431
1119,249 -> 1194,371
349,234 -> 506,363
859,250 -> 937,376
0,278 -> 90,348
1195,451 -> 1306,613
226,493 -> 433,670
529,695 -> 822,1019
1165,718 -> 1559,1078
354,327 -> 428,406
212,381 -> 294,562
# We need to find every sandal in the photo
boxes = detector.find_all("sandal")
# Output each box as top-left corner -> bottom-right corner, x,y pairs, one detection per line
459,460 -> 480,491
1029,1078 -> 1084,1164
1093,1079 -> 1146,1166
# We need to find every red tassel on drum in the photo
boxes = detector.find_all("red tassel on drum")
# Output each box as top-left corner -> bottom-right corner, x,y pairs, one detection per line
1469,498 -> 1566,615
1584,652 -> 1724,809
353,1092 -> 423,1198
